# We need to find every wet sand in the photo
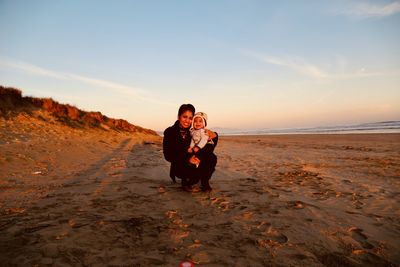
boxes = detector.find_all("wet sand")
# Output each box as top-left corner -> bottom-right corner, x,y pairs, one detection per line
1,117 -> 399,266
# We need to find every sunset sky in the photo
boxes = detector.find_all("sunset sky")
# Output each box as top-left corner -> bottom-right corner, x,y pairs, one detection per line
1,0 -> 399,131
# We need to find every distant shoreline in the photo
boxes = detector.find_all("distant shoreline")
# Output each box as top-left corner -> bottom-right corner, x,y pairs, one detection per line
157,131 -> 400,137
218,130 -> 400,136
213,121 -> 400,136
158,121 -> 400,136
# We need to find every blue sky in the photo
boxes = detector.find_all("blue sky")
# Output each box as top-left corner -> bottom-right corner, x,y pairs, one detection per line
1,0 -> 399,131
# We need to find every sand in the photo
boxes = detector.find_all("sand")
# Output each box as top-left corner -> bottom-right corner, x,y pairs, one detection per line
1,115 -> 399,266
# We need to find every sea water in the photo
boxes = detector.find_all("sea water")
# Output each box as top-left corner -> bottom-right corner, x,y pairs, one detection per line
214,121 -> 400,136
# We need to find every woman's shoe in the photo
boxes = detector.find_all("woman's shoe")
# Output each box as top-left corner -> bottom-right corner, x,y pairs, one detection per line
182,185 -> 193,192
201,186 -> 212,192
191,186 -> 201,193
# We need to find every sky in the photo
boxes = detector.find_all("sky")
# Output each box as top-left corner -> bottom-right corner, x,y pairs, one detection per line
0,0 -> 399,131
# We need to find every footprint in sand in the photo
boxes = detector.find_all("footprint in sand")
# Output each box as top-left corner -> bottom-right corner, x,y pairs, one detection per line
207,196 -> 231,212
352,200 -> 364,209
164,210 -> 190,244
250,221 -> 271,235
257,229 -> 288,248
263,225 -> 288,243
157,186 -> 166,193
262,186 -> 280,198
234,211 -> 254,221
165,210 -> 178,219
250,221 -> 289,250
191,251 -> 210,264
342,179 -> 352,184
187,239 -> 202,249
265,233 -> 288,245
238,177 -> 257,187
286,201 -> 306,209
348,227 -> 374,249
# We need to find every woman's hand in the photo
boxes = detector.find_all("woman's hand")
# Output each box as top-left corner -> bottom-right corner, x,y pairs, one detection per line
206,129 -> 217,140
189,155 -> 200,165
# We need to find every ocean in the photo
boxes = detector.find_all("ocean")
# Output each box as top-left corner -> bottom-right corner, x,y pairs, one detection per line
212,121 -> 400,136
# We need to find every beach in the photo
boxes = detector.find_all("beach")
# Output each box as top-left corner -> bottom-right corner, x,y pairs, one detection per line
1,117 -> 399,266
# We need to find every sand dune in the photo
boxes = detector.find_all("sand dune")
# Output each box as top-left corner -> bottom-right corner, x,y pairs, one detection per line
0,86 -> 157,135
1,109 -> 399,266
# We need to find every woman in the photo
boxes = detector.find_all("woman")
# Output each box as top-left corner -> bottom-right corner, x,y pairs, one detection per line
163,104 -> 218,192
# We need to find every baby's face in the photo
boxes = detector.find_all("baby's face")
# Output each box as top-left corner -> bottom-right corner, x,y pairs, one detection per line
193,117 -> 204,129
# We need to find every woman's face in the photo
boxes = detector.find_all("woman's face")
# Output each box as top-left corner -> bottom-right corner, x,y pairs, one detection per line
178,110 -> 193,129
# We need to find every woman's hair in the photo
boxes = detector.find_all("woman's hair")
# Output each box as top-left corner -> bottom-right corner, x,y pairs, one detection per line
178,104 -> 195,117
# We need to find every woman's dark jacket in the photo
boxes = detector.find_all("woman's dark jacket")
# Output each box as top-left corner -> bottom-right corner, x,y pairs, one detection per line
163,120 -> 218,182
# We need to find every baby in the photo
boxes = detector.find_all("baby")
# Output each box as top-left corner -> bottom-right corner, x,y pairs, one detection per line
188,112 -> 212,160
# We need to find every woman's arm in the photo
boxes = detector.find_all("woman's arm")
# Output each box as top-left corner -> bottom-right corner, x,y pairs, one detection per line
206,129 -> 217,141
162,127 -> 175,162
206,130 -> 218,147
163,126 -> 192,163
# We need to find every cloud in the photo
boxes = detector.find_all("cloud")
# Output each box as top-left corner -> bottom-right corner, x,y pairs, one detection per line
340,1 -> 400,18
0,58 -> 175,106
243,51 -> 328,79
0,60 -> 66,79
242,50 -> 399,80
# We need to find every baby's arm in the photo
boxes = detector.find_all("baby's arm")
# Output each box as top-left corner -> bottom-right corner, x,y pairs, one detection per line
196,129 -> 209,149
190,138 -> 196,148
195,132 -> 218,160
